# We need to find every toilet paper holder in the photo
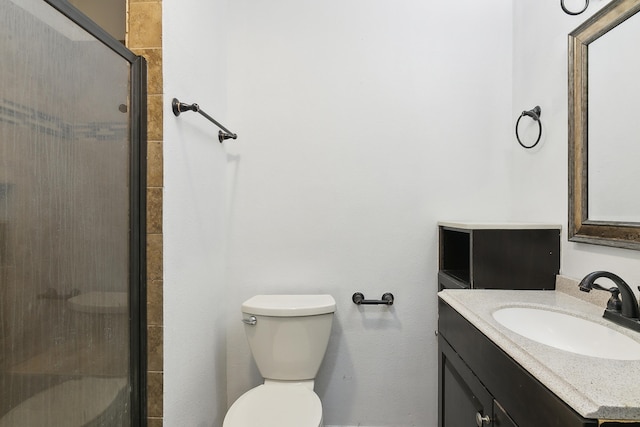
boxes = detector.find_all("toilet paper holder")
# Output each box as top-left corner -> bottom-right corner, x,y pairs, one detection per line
352,292 -> 394,306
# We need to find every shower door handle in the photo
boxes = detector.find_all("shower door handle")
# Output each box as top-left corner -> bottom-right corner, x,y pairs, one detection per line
242,316 -> 257,326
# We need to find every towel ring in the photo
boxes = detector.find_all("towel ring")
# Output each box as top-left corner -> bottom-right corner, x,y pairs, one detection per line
515,106 -> 542,149
561,0 -> 589,15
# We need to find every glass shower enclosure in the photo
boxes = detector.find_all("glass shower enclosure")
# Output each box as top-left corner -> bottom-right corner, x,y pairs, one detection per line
0,0 -> 146,425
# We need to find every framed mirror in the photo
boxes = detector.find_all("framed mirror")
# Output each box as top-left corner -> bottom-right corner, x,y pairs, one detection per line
568,0 -> 640,250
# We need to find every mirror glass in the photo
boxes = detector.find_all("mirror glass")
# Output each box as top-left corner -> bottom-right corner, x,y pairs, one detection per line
569,0 -> 640,249
588,11 -> 640,222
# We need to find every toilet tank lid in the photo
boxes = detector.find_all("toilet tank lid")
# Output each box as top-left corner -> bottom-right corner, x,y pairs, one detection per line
242,295 -> 336,317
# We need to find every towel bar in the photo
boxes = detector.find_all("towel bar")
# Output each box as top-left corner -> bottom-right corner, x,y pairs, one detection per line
172,97 -> 237,143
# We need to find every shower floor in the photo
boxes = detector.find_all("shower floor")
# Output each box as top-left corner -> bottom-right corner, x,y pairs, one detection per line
0,377 -> 127,427
0,337 -> 128,423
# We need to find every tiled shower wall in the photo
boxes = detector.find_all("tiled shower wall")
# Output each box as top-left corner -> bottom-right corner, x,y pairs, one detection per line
126,1 -> 164,426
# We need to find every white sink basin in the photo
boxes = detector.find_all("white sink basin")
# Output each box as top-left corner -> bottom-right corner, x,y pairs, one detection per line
492,307 -> 640,360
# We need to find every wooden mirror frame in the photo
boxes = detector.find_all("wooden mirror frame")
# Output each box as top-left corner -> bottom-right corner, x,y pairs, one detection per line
568,0 -> 640,250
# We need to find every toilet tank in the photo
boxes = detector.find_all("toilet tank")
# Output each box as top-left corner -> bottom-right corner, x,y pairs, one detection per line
241,295 -> 336,381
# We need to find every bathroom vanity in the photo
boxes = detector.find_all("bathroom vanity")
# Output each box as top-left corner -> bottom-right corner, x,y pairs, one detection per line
438,290 -> 640,427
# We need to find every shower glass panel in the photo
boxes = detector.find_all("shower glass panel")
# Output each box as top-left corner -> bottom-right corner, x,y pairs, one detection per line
0,0 -> 145,425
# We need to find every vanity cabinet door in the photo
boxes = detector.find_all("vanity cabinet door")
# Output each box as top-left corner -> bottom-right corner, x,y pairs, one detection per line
439,335 -> 493,427
494,400 -> 518,427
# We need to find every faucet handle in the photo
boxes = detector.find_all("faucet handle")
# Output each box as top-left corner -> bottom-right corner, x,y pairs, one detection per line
593,283 -> 622,312
606,289 -> 622,312
592,283 -> 617,293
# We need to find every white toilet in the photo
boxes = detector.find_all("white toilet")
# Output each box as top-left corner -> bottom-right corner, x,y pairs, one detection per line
223,294 -> 336,427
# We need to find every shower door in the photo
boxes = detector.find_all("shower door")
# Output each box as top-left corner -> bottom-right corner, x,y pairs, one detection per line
0,0 -> 146,425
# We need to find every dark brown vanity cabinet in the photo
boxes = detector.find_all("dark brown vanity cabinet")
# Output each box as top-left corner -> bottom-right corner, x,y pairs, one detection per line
438,299 -> 599,427
438,223 -> 560,290
439,332 -> 517,427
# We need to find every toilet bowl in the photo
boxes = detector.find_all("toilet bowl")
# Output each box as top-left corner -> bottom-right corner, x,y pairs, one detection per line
223,294 -> 336,427
223,381 -> 323,427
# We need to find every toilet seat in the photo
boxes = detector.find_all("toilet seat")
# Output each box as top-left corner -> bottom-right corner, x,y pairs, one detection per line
223,384 -> 323,427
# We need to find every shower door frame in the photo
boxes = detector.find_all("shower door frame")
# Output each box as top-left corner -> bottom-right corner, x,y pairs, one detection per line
41,1 -> 148,425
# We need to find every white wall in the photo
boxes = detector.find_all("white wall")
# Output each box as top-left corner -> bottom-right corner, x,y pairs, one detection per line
162,1 -> 640,426
163,0 -> 229,425
224,1 -> 513,426
510,0 -> 640,290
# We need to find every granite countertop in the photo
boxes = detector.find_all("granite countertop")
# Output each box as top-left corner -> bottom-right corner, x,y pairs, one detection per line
438,289 -> 640,421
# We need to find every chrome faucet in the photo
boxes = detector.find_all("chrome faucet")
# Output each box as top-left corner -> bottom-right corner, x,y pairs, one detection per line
579,271 -> 640,332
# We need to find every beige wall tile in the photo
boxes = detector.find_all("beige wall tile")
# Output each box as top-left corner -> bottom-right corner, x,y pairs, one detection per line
128,2 -> 162,49
147,234 -> 162,281
147,95 -> 163,141
147,140 -> 163,187
147,372 -> 164,418
147,187 -> 162,234
147,325 -> 163,372
147,279 -> 163,326
147,417 -> 163,427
